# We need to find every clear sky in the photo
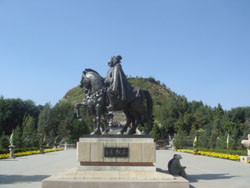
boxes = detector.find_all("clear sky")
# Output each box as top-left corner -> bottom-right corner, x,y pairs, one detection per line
0,0 -> 250,110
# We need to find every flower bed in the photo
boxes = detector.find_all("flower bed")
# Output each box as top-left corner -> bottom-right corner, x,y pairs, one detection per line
0,148 -> 63,159
177,149 -> 241,161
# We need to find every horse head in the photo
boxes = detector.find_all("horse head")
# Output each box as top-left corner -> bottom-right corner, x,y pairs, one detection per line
80,71 -> 90,94
80,69 -> 104,94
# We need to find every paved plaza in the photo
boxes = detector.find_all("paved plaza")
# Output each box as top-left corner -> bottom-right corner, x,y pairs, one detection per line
0,148 -> 250,188
0,149 -> 78,188
157,149 -> 250,188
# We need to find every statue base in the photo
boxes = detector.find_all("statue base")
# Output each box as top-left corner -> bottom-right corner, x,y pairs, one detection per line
8,145 -> 15,159
42,135 -> 189,188
77,135 -> 156,170
240,156 -> 250,163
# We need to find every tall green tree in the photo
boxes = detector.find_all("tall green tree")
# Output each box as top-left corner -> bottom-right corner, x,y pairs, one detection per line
0,132 -> 9,149
37,103 -> 51,145
50,102 -> 72,137
22,115 -> 37,147
210,119 -> 222,149
14,125 -> 23,148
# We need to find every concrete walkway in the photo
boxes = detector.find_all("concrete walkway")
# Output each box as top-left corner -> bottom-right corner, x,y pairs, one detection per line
0,149 -> 78,188
157,149 -> 250,188
0,148 -> 250,188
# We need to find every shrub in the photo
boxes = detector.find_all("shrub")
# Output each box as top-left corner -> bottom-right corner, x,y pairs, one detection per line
173,130 -> 187,149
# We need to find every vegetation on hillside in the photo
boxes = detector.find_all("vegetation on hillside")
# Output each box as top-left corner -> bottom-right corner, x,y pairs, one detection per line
128,77 -> 172,106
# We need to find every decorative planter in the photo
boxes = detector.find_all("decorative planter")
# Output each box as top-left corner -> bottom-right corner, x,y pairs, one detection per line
193,148 -> 199,155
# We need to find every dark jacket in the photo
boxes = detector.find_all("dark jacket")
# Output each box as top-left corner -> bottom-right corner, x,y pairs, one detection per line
106,63 -> 134,101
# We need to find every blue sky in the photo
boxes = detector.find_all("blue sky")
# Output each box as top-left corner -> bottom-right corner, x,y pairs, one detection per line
0,0 -> 250,110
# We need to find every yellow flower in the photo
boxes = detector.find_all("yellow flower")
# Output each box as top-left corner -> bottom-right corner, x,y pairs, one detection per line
0,148 -> 63,159
0,153 -> 10,159
179,148 -> 240,161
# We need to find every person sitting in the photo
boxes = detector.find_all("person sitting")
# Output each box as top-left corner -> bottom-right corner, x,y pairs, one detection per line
168,154 -> 187,178
168,154 -> 177,172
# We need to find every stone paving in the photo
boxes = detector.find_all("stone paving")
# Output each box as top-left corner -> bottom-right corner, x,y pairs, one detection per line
157,149 -> 250,188
0,148 -> 250,188
52,167 -> 175,180
0,149 -> 78,188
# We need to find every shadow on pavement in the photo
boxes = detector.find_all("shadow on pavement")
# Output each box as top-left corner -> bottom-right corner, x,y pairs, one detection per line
0,159 -> 18,161
0,175 -> 49,184
187,173 -> 237,183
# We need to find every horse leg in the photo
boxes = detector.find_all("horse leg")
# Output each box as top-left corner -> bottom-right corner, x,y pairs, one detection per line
120,120 -> 131,135
141,122 -> 149,135
95,104 -> 102,134
128,119 -> 137,135
103,116 -> 109,134
145,119 -> 150,135
128,113 -> 139,135
119,110 -> 131,135
90,116 -> 96,135
94,116 -> 101,135
91,104 -> 101,135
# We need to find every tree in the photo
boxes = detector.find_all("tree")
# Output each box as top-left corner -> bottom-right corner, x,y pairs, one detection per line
173,129 -> 187,149
14,125 -> 23,148
50,102 -> 72,137
149,123 -> 161,141
0,132 -> 9,150
22,115 -> 37,147
37,103 -> 51,145
210,119 -> 221,149
197,124 -> 211,148
214,104 -> 224,119
0,97 -> 41,136
0,96 -> 5,136
227,107 -> 246,123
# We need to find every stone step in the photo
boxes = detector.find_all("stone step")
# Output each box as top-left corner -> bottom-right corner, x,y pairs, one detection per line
42,168 -> 189,188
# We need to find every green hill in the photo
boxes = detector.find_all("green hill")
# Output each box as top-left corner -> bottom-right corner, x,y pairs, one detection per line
61,77 -> 174,108
61,86 -> 85,106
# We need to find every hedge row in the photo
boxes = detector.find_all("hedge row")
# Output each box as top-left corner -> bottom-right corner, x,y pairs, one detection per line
183,147 -> 247,156
0,146 -> 53,154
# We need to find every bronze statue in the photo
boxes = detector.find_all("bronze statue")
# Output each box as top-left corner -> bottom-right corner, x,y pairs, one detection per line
105,56 -> 134,111
75,56 -> 153,135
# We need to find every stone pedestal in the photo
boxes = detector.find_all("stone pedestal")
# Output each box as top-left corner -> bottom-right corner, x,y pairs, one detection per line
77,136 -> 156,171
8,145 -> 15,159
42,135 -> 189,188
240,156 -> 250,163
240,134 -> 250,163
64,143 -> 67,150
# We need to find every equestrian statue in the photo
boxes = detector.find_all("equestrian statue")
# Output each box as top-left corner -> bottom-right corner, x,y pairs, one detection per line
75,55 -> 153,135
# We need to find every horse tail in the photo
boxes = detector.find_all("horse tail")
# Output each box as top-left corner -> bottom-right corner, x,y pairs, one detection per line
143,90 -> 153,132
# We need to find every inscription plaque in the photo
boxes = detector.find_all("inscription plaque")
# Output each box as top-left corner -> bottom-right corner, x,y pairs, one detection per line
104,147 -> 129,158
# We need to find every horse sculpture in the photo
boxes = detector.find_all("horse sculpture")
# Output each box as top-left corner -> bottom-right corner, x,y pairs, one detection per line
75,69 -> 153,135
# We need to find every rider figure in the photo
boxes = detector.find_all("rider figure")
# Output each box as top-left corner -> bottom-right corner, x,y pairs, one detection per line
104,55 -> 134,111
